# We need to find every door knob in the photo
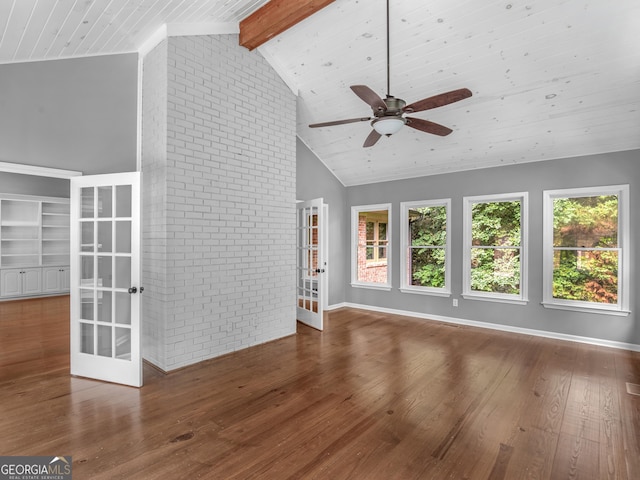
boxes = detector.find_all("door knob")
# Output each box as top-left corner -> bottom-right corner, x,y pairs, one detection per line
128,287 -> 137,294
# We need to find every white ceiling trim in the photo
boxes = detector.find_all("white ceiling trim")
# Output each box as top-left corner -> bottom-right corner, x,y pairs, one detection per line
136,20 -> 299,95
138,24 -> 168,58
0,161 -> 83,179
0,50 -> 137,66
167,21 -> 239,37
138,22 -> 239,58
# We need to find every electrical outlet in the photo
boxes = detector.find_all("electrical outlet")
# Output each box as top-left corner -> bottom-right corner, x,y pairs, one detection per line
453,299 -> 459,307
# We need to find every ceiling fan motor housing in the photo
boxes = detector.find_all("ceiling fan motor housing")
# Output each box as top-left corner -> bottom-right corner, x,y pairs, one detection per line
378,95 -> 406,116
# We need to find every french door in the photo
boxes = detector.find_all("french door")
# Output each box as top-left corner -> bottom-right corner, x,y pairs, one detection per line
296,198 -> 325,330
69,172 -> 142,387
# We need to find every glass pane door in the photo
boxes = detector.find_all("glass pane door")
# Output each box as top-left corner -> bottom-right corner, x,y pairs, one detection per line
70,173 -> 142,387
296,198 -> 324,330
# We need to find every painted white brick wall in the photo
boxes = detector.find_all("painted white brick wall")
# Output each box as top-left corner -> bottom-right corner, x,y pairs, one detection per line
141,39 -> 168,369
143,34 -> 296,371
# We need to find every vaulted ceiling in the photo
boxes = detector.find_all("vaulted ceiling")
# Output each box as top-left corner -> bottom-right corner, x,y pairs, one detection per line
1,0 -> 639,185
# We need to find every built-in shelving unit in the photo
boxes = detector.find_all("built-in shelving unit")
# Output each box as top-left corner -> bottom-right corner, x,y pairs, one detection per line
0,194 -> 70,299
41,200 -> 71,267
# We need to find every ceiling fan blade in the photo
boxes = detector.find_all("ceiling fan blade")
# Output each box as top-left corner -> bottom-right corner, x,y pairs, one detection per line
363,129 -> 382,148
309,117 -> 372,128
405,117 -> 453,136
403,88 -> 472,113
351,85 -> 387,112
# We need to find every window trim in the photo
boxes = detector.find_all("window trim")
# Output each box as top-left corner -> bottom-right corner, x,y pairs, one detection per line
542,184 -> 630,316
462,192 -> 529,305
351,203 -> 392,290
400,199 -> 451,297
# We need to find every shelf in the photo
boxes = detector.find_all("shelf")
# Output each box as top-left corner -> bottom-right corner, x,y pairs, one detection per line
1,221 -> 39,227
1,195 -> 69,270
1,242 -> 39,255
42,218 -> 69,227
2,199 -> 39,225
42,255 -> 70,266
42,203 -> 69,215
1,257 -> 39,267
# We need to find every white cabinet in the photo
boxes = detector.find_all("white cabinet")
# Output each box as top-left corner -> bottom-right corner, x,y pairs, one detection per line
0,269 -> 21,297
42,266 -> 70,293
0,268 -> 42,297
0,194 -> 70,299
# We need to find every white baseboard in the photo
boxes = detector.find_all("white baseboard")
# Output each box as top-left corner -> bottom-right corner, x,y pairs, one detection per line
326,302 -> 348,311
327,302 -> 640,353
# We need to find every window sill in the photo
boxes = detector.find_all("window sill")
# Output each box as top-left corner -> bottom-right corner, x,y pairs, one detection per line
541,301 -> 630,317
365,261 -> 387,268
351,282 -> 392,292
462,293 -> 528,306
399,287 -> 451,298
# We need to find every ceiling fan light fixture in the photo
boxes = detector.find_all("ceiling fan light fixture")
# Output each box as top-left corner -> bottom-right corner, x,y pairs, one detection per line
372,117 -> 405,136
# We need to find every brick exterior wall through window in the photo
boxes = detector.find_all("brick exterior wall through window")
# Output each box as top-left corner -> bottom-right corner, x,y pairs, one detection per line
357,213 -> 388,284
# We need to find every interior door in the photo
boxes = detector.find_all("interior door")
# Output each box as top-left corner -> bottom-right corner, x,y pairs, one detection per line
70,172 -> 142,387
296,198 -> 325,330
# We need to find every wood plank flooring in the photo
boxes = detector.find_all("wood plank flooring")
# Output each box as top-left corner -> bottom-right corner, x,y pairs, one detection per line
1,297 -> 639,479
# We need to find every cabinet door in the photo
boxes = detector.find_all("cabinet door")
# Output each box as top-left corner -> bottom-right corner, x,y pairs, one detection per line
1,269 -> 22,297
59,267 -> 70,291
22,268 -> 42,295
42,267 -> 61,293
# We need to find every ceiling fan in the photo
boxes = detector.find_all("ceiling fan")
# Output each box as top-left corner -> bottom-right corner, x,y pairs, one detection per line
308,0 -> 472,148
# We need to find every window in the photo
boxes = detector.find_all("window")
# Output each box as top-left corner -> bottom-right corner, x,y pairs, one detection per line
400,199 -> 451,296
542,185 -> 629,315
366,218 -> 388,264
352,204 -> 391,289
463,192 -> 528,304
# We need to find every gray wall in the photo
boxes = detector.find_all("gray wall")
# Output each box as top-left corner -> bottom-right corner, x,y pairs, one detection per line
0,172 -> 69,198
296,138 -> 348,305
0,54 -> 138,174
298,147 -> 640,346
346,152 -> 640,345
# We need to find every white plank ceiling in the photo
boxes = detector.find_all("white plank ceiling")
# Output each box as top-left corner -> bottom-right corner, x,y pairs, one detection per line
1,0 -> 639,185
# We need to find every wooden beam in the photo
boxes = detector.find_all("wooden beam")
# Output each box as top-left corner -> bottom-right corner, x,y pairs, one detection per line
239,0 -> 335,51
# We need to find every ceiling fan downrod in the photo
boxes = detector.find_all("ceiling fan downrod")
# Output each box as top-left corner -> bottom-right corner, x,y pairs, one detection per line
386,0 -> 391,98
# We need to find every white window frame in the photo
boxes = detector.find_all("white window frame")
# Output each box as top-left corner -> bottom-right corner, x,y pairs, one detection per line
400,199 -> 451,297
462,192 -> 529,305
351,203 -> 392,291
542,184 -> 630,316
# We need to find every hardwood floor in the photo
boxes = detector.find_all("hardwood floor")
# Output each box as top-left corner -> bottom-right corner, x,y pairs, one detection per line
1,297 -> 639,479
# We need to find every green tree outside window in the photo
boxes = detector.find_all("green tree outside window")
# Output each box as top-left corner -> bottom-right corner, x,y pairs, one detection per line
552,195 -> 618,303
408,206 -> 447,287
470,200 -> 521,294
